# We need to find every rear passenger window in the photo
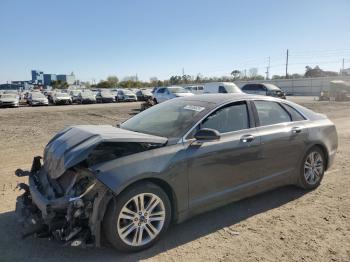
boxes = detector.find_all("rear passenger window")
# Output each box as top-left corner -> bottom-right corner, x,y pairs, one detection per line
201,102 -> 249,133
254,100 -> 291,126
282,104 -> 305,121
218,86 -> 228,93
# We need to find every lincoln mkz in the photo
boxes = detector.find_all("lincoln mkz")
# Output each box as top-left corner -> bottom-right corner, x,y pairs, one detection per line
15,94 -> 338,252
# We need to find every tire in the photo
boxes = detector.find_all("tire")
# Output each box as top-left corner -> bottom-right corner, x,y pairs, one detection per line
153,98 -> 158,104
103,182 -> 171,252
297,147 -> 326,190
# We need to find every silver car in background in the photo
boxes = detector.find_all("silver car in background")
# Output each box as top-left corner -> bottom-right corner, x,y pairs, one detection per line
0,93 -> 20,107
77,90 -> 97,104
27,92 -> 49,106
116,89 -> 137,102
52,92 -> 73,105
153,86 -> 194,103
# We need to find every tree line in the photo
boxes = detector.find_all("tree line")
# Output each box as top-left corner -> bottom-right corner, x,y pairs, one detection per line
87,65 -> 340,89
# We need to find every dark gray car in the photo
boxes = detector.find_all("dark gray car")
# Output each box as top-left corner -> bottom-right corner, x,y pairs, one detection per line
15,94 -> 337,252
241,83 -> 286,99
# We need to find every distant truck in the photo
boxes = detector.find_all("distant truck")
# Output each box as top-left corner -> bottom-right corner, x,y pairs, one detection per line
241,83 -> 286,99
319,80 -> 350,101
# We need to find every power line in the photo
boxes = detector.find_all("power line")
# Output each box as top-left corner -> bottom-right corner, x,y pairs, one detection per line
285,49 -> 289,78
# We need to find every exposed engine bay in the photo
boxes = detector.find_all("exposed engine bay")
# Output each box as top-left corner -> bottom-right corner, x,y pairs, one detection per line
15,156 -> 113,247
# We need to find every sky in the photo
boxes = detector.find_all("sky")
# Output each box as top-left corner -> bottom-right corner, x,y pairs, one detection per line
0,0 -> 350,83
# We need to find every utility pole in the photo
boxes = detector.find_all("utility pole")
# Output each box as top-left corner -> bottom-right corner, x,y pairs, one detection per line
285,49 -> 289,78
342,58 -> 345,75
182,68 -> 185,76
266,56 -> 270,80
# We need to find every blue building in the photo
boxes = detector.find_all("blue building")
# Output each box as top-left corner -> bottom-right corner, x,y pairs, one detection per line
31,70 -> 44,85
11,81 -> 34,90
57,73 -> 75,85
0,83 -> 22,90
43,74 -> 57,86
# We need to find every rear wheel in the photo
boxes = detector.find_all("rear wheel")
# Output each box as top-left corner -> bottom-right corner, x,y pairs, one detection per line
103,182 -> 171,252
298,147 -> 326,190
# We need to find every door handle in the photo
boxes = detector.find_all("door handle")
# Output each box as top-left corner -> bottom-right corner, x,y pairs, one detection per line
291,127 -> 302,134
240,134 -> 255,143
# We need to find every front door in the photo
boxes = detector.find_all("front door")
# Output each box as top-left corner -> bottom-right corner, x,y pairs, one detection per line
186,101 -> 262,211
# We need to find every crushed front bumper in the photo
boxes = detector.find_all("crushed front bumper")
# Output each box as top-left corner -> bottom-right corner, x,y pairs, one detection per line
15,156 -> 112,247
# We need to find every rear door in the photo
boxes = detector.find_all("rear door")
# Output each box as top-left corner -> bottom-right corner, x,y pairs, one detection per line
155,88 -> 165,102
252,100 -> 308,183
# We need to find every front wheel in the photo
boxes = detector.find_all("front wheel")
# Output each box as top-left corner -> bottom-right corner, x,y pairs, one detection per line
103,182 -> 171,252
297,147 -> 326,190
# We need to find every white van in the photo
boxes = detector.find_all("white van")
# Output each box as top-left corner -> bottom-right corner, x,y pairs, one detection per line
184,85 -> 204,94
203,82 -> 242,94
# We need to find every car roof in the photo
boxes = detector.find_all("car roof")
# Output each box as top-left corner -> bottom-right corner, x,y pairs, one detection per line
175,93 -> 267,104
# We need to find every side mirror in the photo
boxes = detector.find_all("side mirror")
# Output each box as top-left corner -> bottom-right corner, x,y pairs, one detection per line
194,128 -> 220,141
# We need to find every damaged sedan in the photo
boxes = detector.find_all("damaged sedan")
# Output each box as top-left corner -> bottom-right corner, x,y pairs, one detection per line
15,94 -> 338,252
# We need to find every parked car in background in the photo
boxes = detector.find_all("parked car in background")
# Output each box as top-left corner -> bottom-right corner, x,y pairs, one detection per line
153,86 -> 194,103
116,89 -> 137,102
151,87 -> 158,94
27,92 -> 49,106
52,92 -> 72,105
203,82 -> 242,94
78,90 -> 96,104
241,83 -> 286,99
15,94 -> 337,252
70,90 -> 82,103
96,90 -> 115,103
0,93 -> 19,107
185,85 -> 204,94
136,89 -> 153,101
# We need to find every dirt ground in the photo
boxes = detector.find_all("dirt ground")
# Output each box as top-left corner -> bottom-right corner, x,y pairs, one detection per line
0,98 -> 349,262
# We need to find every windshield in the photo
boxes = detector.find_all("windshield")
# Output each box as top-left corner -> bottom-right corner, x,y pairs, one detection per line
1,94 -> 17,99
101,91 -> 112,96
71,90 -> 80,96
124,90 -> 134,95
121,99 -> 212,138
55,92 -> 68,98
221,83 -> 242,93
142,90 -> 152,95
81,90 -> 93,96
264,84 -> 280,91
168,87 -> 189,93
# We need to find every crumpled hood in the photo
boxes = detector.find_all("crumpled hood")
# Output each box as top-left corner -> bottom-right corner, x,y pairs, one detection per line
43,125 -> 167,179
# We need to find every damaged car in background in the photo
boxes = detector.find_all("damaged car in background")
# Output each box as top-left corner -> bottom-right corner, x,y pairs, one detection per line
15,94 -> 338,252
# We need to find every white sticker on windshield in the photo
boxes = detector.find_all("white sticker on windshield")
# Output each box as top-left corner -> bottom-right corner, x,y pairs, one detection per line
184,105 -> 205,112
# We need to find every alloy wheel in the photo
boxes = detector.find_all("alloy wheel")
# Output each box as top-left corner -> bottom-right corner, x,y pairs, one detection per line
117,193 -> 166,247
304,151 -> 324,185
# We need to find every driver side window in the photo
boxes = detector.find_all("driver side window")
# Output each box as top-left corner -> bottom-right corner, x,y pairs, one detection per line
201,102 -> 249,133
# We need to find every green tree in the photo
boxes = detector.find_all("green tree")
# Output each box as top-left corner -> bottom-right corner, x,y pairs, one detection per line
231,70 -> 241,80
97,80 -> 113,89
51,80 -> 69,89
107,76 -> 119,87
